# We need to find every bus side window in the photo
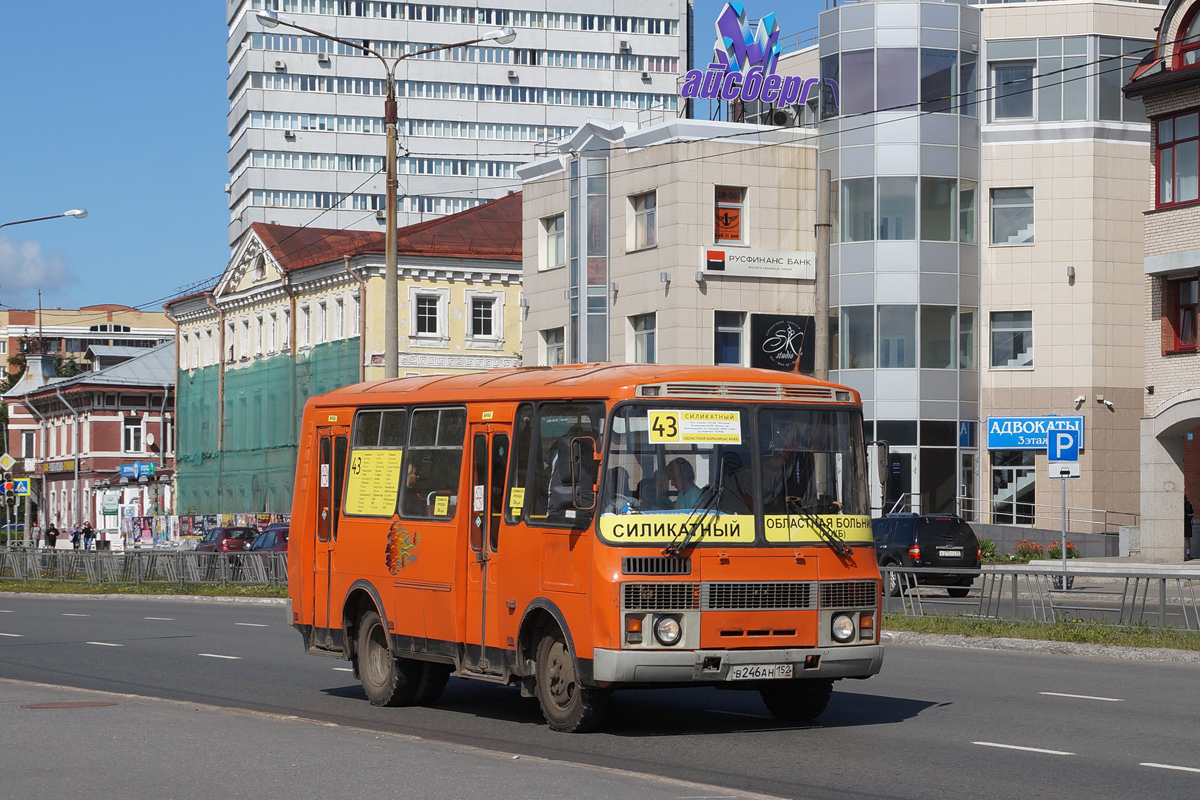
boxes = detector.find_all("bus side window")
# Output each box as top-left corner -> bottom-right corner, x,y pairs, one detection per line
534,401 -> 605,527
505,404 -> 534,524
332,435 -> 348,539
402,407 -> 467,520
489,434 -> 509,550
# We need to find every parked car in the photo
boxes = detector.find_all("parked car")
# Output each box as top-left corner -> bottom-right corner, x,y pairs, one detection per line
194,526 -> 259,553
872,514 -> 982,598
248,526 -> 289,552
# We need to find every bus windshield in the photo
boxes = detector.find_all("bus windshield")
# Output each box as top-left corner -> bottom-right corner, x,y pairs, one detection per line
599,404 -> 869,548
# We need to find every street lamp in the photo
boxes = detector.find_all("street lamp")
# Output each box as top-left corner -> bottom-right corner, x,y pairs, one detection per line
0,209 -> 88,230
256,9 -> 516,379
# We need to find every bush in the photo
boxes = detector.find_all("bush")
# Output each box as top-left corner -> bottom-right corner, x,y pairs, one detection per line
979,537 -> 999,562
1047,540 -> 1079,559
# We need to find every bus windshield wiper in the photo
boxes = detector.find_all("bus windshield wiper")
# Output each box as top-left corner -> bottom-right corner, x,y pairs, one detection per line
784,496 -> 853,557
663,483 -> 723,558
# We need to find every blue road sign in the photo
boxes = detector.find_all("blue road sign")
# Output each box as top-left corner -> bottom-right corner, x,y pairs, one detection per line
14,479 -> 30,496
1048,429 -> 1080,462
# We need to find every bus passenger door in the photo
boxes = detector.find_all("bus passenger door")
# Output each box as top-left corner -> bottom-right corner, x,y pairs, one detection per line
314,426 -> 349,649
463,426 -> 510,674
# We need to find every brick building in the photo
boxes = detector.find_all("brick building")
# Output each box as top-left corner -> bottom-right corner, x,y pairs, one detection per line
1125,0 -> 1200,561
2,344 -> 175,531
1,305 -> 173,376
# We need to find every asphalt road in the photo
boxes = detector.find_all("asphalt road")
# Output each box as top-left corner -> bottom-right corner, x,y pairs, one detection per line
1,593 -> 1198,799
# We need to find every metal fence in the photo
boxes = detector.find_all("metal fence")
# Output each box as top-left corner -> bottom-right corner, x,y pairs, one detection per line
883,563 -> 1200,632
0,548 -> 288,588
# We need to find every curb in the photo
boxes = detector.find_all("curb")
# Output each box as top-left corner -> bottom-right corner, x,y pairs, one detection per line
881,629 -> 1200,664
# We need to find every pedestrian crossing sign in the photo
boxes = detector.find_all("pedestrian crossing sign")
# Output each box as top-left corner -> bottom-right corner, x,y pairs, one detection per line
14,479 -> 30,496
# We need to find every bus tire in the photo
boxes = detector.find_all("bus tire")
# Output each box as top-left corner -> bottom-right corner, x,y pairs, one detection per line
357,610 -> 419,707
413,663 -> 451,705
534,631 -> 609,733
759,679 -> 833,722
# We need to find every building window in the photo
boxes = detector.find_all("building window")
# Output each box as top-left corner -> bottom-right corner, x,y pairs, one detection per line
714,311 -> 745,366
22,431 -> 35,459
877,48 -> 917,112
879,177 -> 917,240
840,306 -> 874,369
316,301 -> 327,344
991,311 -> 1033,368
631,314 -> 656,363
959,309 -> 977,370
920,306 -> 957,369
416,296 -> 439,335
1178,10 -> 1200,68
921,177 -> 956,242
1098,37 -> 1150,123
0,340 -> 6,355
542,328 -> 565,366
992,449 -> 1035,525
1157,112 -> 1199,207
991,61 -> 1034,120
920,49 -> 957,114
959,181 -> 977,244
123,417 -> 143,453
225,322 -> 236,362
299,305 -> 311,347
472,297 -> 495,337
333,296 -> 344,340
714,186 -> 745,243
841,178 -> 874,242
631,192 -> 657,250
990,188 -> 1034,245
254,315 -> 264,355
878,306 -> 917,368
1164,277 -> 1199,353
542,214 -> 566,270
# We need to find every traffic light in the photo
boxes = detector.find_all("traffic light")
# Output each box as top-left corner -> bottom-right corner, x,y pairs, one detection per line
3,493 -> 15,507
1,472 -> 11,482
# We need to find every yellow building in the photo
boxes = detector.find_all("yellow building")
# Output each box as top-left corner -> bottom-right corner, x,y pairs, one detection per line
164,194 -> 522,513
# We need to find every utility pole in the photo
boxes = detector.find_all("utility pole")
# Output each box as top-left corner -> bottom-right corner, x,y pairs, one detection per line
813,168 -> 832,381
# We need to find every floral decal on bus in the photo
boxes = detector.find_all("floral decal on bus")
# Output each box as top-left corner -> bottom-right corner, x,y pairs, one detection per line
385,519 -> 420,573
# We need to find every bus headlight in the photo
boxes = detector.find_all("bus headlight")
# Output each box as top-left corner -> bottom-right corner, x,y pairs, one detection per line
831,613 -> 856,643
653,615 -> 682,646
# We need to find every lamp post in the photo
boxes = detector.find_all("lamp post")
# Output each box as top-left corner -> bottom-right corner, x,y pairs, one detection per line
256,10 -> 516,379
0,209 -> 88,231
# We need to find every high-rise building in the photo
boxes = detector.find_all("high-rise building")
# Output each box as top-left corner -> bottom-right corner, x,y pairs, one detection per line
225,0 -> 692,248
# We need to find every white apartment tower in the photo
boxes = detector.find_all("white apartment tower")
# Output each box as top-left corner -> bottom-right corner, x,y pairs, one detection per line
226,0 -> 692,246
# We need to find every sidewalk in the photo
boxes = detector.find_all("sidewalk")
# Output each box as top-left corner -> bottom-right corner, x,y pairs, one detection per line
0,678 -> 778,800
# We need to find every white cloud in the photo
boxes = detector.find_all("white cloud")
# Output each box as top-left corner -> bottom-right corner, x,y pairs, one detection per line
0,236 -> 76,305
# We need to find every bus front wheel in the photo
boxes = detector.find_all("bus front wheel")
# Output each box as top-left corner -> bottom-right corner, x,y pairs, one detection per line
759,679 -> 833,721
534,632 -> 609,733
357,610 -> 421,707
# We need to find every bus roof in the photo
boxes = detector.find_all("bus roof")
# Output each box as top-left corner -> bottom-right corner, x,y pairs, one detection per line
306,364 -> 861,408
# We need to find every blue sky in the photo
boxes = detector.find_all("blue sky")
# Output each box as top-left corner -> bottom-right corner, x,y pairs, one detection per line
0,1 -> 823,313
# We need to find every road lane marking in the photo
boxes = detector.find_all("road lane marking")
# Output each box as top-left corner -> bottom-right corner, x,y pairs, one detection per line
1039,692 -> 1124,702
1141,763 -> 1200,773
86,642 -> 123,647
199,653 -> 242,660
144,617 -> 174,621
0,633 -> 24,637
333,667 -> 354,672
63,613 -> 90,617
234,622 -> 269,627
0,610 -> 13,613
973,742 -> 1074,756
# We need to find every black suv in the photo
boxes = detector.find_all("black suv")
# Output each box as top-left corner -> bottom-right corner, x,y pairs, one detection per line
872,514 -> 981,597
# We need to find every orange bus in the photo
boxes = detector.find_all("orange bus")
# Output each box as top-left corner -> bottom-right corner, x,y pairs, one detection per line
288,364 -> 884,732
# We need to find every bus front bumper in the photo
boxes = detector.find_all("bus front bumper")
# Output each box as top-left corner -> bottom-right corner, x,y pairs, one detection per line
591,644 -> 884,684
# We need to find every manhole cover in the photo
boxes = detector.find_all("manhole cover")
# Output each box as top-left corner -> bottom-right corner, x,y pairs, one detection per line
21,702 -> 118,710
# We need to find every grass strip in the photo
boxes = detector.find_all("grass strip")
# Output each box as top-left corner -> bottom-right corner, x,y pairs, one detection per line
884,613 -> 1200,652
0,581 -> 287,599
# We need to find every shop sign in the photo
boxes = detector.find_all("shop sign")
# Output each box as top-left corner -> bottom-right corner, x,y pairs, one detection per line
985,416 -> 1085,451
119,461 -> 156,479
703,246 -> 815,280
750,313 -> 814,373
43,460 -> 76,473
680,3 -> 838,107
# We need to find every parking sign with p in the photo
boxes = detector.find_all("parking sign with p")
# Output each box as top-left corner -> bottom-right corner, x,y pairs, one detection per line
1048,430 -> 1080,463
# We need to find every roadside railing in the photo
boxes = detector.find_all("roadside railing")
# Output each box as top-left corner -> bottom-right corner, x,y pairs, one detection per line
0,548 -> 288,588
955,494 -> 1138,535
882,563 -> 1200,632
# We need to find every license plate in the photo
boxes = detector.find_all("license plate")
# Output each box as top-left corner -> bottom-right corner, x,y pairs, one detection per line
727,663 -> 793,681
937,548 -> 962,557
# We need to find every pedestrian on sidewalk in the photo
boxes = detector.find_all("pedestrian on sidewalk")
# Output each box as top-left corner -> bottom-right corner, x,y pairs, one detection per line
82,521 -> 95,551
1186,496 -> 1195,561
70,524 -> 82,550
44,524 -> 58,549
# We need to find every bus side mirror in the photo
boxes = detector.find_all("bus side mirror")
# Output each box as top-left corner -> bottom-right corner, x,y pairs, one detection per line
570,436 -> 598,511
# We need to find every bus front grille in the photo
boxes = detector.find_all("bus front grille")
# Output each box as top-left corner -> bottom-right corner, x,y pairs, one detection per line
623,582 -> 701,610
702,582 -> 816,611
622,556 -> 692,576
820,580 -> 878,608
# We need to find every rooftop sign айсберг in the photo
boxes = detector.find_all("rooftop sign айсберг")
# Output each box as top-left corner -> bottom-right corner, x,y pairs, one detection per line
679,2 -> 838,108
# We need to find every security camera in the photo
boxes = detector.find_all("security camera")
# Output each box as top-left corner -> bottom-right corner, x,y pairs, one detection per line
1074,396 -> 1085,405
1103,400 -> 1115,411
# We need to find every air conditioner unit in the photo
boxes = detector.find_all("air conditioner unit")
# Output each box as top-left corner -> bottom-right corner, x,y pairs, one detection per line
375,209 -> 387,221
507,69 -> 517,78
274,59 -> 286,71
283,129 -> 296,139
317,52 -> 330,64
619,40 -> 631,52
224,183 -> 232,193
769,107 -> 797,127
641,70 -> 650,80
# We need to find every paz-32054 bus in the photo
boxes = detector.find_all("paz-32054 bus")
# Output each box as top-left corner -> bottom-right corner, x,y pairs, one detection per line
287,365 -> 884,732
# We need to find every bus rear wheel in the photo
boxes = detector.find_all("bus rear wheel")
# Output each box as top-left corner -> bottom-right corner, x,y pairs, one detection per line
534,632 -> 609,733
759,679 -> 833,721
358,610 -> 422,707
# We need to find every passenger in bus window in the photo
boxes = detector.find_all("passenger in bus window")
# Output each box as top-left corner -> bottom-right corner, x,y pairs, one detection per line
606,466 -> 635,513
636,471 -> 670,511
401,463 -> 427,516
547,423 -> 591,513
666,457 -> 703,510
